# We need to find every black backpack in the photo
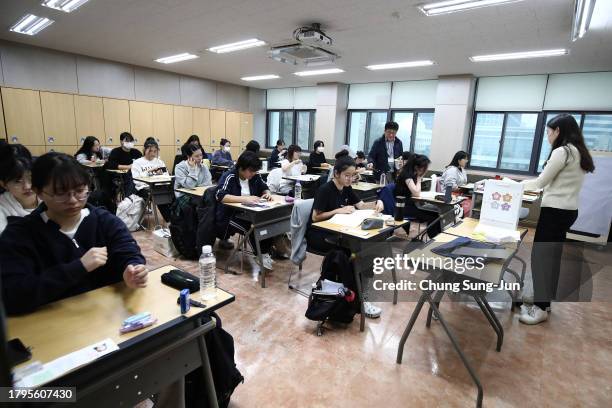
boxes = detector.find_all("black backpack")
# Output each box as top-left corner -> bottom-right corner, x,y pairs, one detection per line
196,187 -> 220,249
185,312 -> 244,408
169,195 -> 200,259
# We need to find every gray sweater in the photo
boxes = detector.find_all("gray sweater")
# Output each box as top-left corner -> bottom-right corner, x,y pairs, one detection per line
174,160 -> 212,197
440,166 -> 468,190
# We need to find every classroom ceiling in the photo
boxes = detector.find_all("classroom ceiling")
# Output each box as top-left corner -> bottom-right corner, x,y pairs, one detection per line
1,0 -> 611,89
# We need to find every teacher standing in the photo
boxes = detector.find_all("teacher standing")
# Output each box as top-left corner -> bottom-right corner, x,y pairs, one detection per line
367,121 -> 402,182
519,114 -> 594,325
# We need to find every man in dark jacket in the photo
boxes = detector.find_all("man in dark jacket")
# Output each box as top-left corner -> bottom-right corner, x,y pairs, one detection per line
215,151 -> 275,270
367,121 -> 403,180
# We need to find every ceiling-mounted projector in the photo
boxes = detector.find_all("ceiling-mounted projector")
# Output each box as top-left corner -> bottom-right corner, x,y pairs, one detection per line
268,23 -> 339,66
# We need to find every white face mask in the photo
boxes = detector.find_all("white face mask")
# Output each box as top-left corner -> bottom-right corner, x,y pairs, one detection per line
317,146 -> 324,153
224,145 -> 231,152
123,142 -> 134,149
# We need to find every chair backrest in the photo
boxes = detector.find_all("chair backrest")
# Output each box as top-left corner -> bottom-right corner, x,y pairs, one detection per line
377,183 -> 396,216
266,167 -> 284,193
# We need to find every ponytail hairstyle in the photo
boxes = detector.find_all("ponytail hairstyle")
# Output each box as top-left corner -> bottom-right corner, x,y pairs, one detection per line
545,114 -> 595,173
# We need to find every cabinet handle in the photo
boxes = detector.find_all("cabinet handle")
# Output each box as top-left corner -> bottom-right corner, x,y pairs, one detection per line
11,136 -> 18,143
48,137 -> 55,144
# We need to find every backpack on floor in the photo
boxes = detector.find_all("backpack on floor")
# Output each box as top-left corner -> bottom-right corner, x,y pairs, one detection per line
185,312 -> 244,408
116,194 -> 145,232
169,195 -> 200,259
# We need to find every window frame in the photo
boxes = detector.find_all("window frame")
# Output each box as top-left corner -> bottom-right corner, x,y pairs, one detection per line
266,109 -> 316,150
391,109 -> 435,154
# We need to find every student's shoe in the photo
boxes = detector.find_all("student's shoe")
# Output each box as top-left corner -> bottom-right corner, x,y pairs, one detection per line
218,239 -> 234,250
519,304 -> 548,325
363,302 -> 382,319
258,253 -> 274,270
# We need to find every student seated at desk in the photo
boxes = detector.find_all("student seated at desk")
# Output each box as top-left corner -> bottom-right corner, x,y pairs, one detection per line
355,151 -> 367,168
106,132 -> 142,170
245,140 -> 260,154
0,153 -> 147,315
396,154 -> 441,239
174,144 -> 212,198
279,144 -> 307,195
0,145 -> 40,234
215,151 -> 275,271
173,135 -> 208,174
306,154 -> 384,318
308,140 -> 330,170
268,139 -> 286,169
131,138 -> 171,222
440,151 -> 469,190
75,136 -> 104,164
212,138 -> 234,167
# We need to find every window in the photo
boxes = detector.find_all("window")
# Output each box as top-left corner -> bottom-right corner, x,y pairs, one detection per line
582,114 -> 612,151
347,109 -> 435,155
267,110 -> 315,149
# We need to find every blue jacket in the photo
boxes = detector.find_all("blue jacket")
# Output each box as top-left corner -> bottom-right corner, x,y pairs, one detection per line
367,136 -> 403,178
0,204 -> 145,315
215,169 -> 270,228
212,149 -> 233,166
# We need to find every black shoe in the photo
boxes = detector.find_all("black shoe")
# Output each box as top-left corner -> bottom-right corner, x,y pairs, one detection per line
218,239 -> 234,250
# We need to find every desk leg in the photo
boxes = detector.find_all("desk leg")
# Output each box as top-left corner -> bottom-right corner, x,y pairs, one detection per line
196,318 -> 219,408
428,295 -> 484,408
426,290 -> 445,328
391,265 -> 398,305
224,225 -> 254,275
151,193 -> 161,230
352,256 -> 366,332
473,294 -> 504,352
254,233 -> 266,288
396,291 -> 428,364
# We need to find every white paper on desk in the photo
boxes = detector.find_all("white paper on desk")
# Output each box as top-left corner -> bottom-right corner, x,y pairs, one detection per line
474,224 -> 520,243
328,209 -> 375,227
416,191 -> 437,200
14,338 -> 119,388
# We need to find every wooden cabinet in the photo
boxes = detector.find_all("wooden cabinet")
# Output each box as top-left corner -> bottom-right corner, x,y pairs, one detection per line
26,145 -> 47,157
46,145 -> 77,155
0,91 -> 6,141
129,101 -> 153,145
192,107 -> 210,148
153,104 -> 174,146
240,113 -> 253,148
102,98 -> 130,146
210,110 -> 226,150
173,106 -> 193,147
40,92 -> 77,147
74,95 -> 105,146
158,145 -> 177,174
1,87 -> 45,146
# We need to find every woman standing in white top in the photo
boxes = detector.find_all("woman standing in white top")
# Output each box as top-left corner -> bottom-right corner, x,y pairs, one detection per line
279,144 -> 307,195
519,114 -> 595,325
0,145 -> 39,234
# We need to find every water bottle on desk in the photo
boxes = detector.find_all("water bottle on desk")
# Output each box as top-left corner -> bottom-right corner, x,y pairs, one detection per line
294,181 -> 302,200
199,245 -> 216,300
379,173 -> 387,186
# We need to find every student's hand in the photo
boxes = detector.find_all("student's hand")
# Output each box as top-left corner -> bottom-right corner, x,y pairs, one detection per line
123,264 -> 148,289
81,247 -> 108,272
337,206 -> 356,214
262,192 -> 273,201
367,163 -> 373,170
244,195 -> 261,204
187,157 -> 195,167
375,200 -> 384,213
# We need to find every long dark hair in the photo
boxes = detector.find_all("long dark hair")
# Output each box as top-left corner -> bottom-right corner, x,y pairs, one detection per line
0,144 -> 32,184
398,154 -> 431,185
75,136 -> 102,160
545,114 -> 594,172
31,153 -> 90,193
448,151 -> 468,171
287,144 -> 302,161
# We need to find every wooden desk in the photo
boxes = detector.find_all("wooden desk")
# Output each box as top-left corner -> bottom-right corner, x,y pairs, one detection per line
445,217 -> 528,241
223,195 -> 293,287
313,216 -> 408,331
471,187 -> 541,216
106,169 -> 129,174
397,233 -> 517,408
175,185 -> 214,197
351,182 -> 381,201
133,175 -> 175,229
81,161 -> 106,168
282,174 -> 321,183
8,265 -> 235,407
412,191 -> 467,207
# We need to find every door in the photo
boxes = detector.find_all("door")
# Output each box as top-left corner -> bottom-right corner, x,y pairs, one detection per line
102,98 -> 130,146
1,87 -> 45,146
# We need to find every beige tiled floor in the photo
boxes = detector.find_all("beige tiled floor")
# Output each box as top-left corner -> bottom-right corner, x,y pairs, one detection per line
134,225 -> 612,408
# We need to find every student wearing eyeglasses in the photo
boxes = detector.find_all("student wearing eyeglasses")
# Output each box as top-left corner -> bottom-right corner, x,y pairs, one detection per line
0,152 -> 148,315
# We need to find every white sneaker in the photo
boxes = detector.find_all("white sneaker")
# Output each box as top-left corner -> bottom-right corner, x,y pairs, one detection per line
519,304 -> 548,325
363,302 -> 382,319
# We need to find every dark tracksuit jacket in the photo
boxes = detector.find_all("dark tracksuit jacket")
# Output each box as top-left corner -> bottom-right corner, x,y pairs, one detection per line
367,136 -> 403,178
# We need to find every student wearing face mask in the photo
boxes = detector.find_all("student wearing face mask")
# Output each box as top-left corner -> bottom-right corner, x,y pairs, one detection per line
212,138 -> 234,167
105,132 -> 142,170
308,140 -> 330,170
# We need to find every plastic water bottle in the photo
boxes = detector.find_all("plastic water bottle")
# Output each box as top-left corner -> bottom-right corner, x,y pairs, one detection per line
294,180 -> 302,200
199,245 -> 216,300
379,173 -> 387,186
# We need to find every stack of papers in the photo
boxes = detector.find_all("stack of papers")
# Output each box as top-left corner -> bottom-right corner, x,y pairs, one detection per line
328,209 -> 377,227
474,224 -> 520,243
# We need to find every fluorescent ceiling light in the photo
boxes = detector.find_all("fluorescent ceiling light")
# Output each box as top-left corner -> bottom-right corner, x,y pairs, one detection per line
294,68 -> 344,77
365,60 -> 435,70
42,0 -> 91,13
9,14 -> 54,36
469,49 -> 568,62
571,0 -> 596,41
241,75 -> 280,81
207,39 -> 266,54
155,53 -> 199,64
419,0 -> 523,16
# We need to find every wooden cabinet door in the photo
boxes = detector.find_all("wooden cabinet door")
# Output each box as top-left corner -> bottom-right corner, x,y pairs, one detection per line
173,106 -> 193,147
240,113 -> 253,150
102,98 -> 130,146
40,92 -> 77,147
74,95 -> 105,146
191,107 -> 210,147
1,87 -> 45,145
210,110 -> 226,150
158,145 -> 177,174
129,101 -> 153,145
46,145 -> 77,155
153,104 -> 174,146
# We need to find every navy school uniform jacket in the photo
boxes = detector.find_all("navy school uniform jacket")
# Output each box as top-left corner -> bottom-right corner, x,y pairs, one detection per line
367,135 -> 403,178
0,203 -> 145,315
215,169 -> 269,229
